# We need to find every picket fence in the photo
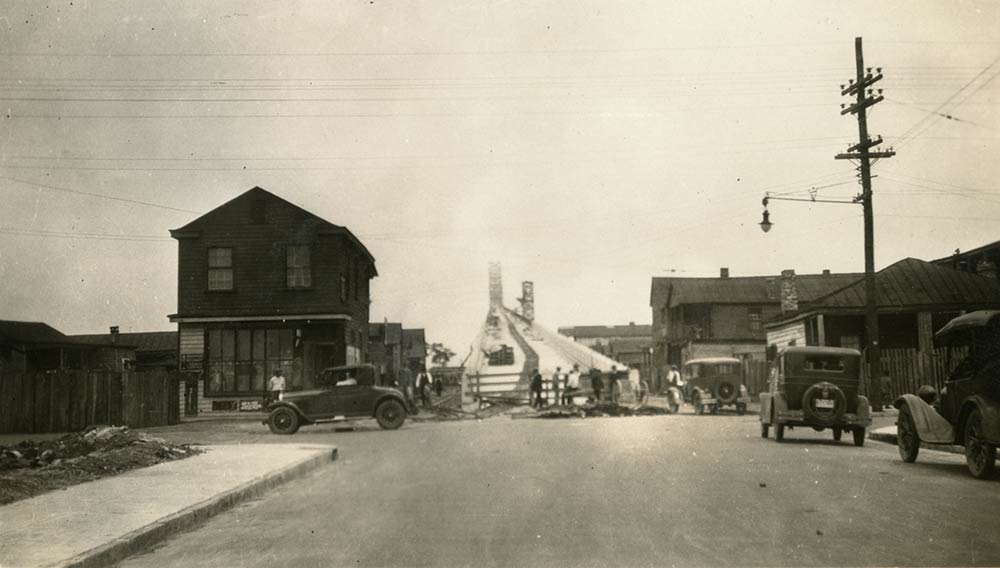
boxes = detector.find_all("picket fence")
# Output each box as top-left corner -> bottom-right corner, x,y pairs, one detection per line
0,370 -> 179,434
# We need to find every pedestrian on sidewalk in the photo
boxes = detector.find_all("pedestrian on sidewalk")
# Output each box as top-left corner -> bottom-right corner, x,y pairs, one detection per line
551,366 -> 562,406
590,368 -> 603,403
267,369 -> 286,406
564,364 -> 581,405
530,369 -> 544,408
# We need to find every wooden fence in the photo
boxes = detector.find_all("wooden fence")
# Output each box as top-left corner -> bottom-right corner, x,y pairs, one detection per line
877,346 -> 963,400
0,370 -> 179,434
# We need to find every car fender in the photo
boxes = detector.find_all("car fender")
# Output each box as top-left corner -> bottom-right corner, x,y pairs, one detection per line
894,394 -> 954,445
372,393 -> 409,417
665,386 -> 684,405
955,394 -> 1000,446
268,400 -> 312,423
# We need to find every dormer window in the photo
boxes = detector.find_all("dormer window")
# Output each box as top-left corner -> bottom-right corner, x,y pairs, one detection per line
286,245 -> 312,289
207,247 -> 234,291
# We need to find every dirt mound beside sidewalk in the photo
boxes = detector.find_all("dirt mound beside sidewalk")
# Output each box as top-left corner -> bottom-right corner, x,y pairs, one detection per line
0,425 -> 201,505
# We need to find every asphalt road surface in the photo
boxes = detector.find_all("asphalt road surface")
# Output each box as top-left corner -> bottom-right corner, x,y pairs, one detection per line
127,411 -> 1000,567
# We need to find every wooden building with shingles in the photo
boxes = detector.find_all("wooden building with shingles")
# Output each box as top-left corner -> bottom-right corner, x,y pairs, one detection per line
168,186 -> 376,417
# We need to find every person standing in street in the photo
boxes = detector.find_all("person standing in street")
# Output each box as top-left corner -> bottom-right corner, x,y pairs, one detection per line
590,368 -> 603,403
529,369 -> 544,408
551,366 -> 562,407
267,368 -> 285,406
417,366 -> 431,407
564,364 -> 581,405
398,365 -> 416,413
667,365 -> 683,395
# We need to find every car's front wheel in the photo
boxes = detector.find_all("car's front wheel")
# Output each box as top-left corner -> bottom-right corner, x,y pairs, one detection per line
376,399 -> 407,430
897,404 -> 920,463
268,407 -> 300,435
964,409 -> 996,479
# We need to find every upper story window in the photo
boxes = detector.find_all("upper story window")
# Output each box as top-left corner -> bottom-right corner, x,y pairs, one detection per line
286,245 -> 312,289
748,306 -> 763,331
207,247 -> 234,291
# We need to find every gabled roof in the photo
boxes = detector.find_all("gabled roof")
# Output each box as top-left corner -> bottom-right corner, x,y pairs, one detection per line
650,272 -> 862,308
558,324 -> 652,339
70,331 -> 177,352
170,186 -> 376,272
812,258 -> 1000,310
931,238 -> 1000,264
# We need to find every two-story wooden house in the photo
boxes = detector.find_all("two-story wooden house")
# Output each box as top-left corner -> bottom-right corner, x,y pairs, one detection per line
169,187 -> 376,416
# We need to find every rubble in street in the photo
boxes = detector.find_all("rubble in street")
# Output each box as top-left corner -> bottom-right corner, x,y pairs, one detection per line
0,425 -> 201,505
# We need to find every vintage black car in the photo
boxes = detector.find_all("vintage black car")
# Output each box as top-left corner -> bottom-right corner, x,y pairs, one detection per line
265,364 -> 408,434
684,357 -> 751,415
895,310 -> 1000,479
759,346 -> 871,445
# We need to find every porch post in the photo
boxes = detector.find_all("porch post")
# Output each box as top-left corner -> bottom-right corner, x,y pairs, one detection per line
816,314 -> 826,346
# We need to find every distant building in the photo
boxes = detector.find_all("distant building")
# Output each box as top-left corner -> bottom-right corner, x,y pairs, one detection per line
766,258 -> 1000,353
933,239 -> 1000,285
649,267 -> 860,386
368,322 -> 403,385
557,322 -> 653,379
0,320 -> 125,373
71,328 -> 178,371
168,186 -> 376,416
402,328 -> 427,372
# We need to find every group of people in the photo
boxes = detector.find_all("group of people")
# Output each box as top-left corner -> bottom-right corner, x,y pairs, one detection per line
394,365 -> 444,411
529,363 -> 644,408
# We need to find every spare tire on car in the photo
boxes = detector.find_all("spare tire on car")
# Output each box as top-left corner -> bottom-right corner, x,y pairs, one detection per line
801,382 -> 847,426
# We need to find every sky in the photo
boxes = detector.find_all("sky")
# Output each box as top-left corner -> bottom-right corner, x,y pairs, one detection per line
1,1 -> 998,355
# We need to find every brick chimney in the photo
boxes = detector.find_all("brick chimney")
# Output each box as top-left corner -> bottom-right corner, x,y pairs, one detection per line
822,269 -> 831,276
109,325 -> 120,344
720,267 -> 730,279
780,270 -> 798,313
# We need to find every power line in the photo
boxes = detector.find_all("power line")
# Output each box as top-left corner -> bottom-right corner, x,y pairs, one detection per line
0,176 -> 200,214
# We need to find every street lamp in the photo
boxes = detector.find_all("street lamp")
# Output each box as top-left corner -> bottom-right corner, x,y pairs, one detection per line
759,198 -> 773,233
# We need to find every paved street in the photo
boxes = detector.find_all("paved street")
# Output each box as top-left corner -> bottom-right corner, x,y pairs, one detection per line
125,412 -> 1000,567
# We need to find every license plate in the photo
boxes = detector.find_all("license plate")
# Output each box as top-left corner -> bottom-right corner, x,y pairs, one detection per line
815,399 -> 835,409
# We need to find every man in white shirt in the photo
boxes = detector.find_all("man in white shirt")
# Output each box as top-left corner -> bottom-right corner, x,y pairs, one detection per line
564,364 -> 581,405
268,369 -> 286,404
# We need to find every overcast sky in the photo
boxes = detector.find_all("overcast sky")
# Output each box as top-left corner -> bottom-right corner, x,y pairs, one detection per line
1,1 -> 998,354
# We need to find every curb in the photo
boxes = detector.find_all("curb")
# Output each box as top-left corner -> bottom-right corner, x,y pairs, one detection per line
868,429 -> 966,456
61,446 -> 338,568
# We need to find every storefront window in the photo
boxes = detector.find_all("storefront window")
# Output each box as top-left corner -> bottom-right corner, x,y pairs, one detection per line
206,327 -> 295,396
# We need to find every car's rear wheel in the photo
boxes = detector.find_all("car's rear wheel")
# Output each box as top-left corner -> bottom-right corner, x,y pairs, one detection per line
897,404 -> 920,463
669,401 -> 679,414
376,399 -> 407,430
964,409 -> 996,479
268,407 -> 300,435
716,381 -> 738,405
775,423 -> 785,442
853,427 -> 866,447
761,422 -> 769,438
833,427 -> 843,442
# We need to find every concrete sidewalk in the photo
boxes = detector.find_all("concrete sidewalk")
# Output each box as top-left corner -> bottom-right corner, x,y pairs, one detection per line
0,443 -> 336,568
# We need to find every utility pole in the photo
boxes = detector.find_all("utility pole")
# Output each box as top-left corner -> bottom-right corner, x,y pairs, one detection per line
836,37 -> 895,410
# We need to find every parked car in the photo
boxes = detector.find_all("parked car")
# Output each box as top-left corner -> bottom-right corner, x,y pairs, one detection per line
684,357 -> 751,415
264,364 -> 408,434
895,310 -> 1000,479
759,346 -> 871,445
